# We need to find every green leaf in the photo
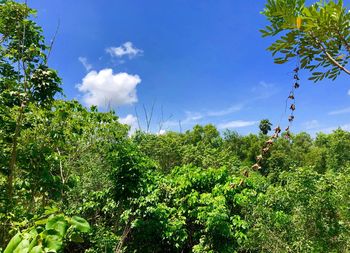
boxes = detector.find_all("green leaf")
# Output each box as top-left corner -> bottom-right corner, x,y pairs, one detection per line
68,216 -> 90,233
29,246 -> 44,253
4,232 -> 22,253
13,239 -> 30,253
43,234 -> 62,251
69,232 -> 84,243
45,215 -> 68,237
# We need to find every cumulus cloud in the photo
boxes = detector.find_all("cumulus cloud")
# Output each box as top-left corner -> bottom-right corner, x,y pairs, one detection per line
118,114 -> 138,134
119,114 -> 138,126
78,57 -> 92,72
77,68 -> 141,107
157,129 -> 167,135
106,41 -> 143,59
217,120 -> 257,130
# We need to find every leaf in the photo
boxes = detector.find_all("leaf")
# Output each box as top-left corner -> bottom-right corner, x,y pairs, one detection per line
68,216 -> 90,233
69,232 -> 84,243
45,215 -> 68,237
296,16 -> 302,29
4,232 -> 22,253
29,246 -> 44,253
13,239 -> 30,253
43,234 -> 62,251
28,229 -> 39,251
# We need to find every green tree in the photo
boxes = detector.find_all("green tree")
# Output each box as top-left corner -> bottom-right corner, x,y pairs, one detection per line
262,0 -> 350,81
259,119 -> 273,135
0,1 -> 61,202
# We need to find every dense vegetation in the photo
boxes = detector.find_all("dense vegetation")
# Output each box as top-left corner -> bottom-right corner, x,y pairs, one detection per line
1,0 -> 350,252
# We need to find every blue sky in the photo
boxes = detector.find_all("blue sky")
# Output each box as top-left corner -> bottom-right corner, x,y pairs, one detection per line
29,0 -> 350,135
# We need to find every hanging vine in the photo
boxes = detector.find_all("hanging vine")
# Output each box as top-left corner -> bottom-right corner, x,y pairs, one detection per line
250,57 -> 301,173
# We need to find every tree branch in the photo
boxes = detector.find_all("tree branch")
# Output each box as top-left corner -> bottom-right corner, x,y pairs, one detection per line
310,33 -> 350,75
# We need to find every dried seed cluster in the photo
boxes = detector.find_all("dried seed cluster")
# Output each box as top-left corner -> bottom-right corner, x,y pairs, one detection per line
250,65 -> 301,172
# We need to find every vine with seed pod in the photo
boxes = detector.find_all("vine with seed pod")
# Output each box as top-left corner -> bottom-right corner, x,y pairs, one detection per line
251,62 -> 301,173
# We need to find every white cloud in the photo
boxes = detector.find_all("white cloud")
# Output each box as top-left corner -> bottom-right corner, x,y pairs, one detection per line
328,107 -> 350,115
183,111 -> 203,123
217,120 -> 257,130
302,120 -> 320,130
348,90 -> 350,96
78,57 -> 92,72
119,114 -> 137,126
119,114 -> 138,134
207,105 -> 243,117
157,129 -> 167,135
106,41 -> 143,59
77,68 -> 141,107
317,124 -> 350,134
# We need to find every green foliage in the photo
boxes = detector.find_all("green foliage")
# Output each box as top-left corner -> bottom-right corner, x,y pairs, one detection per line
244,167 -> 350,252
262,0 -> 350,81
4,207 -> 90,253
1,1 -> 350,252
259,119 -> 273,135
120,165 -> 250,252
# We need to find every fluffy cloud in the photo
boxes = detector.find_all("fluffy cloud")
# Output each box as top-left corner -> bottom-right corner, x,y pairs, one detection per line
78,57 -> 92,72
157,129 -> 167,135
217,120 -> 257,129
106,42 -> 143,58
119,114 -> 138,126
118,114 -> 138,134
77,68 -> 141,107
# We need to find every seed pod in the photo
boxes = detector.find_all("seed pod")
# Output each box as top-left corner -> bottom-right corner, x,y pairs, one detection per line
262,147 -> 270,154
252,163 -> 261,170
294,74 -> 300,80
274,126 -> 281,134
285,131 -> 291,139
288,94 -> 295,100
266,139 -> 274,145
290,104 -> 296,111
243,170 -> 249,177
288,115 -> 295,122
294,83 -> 300,89
256,155 -> 263,161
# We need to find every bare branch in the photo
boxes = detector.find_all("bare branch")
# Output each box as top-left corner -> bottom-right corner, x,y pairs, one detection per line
47,19 -> 60,64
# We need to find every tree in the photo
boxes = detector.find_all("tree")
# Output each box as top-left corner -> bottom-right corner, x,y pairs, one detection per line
0,1 -> 61,202
259,119 -> 272,135
262,0 -> 350,81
